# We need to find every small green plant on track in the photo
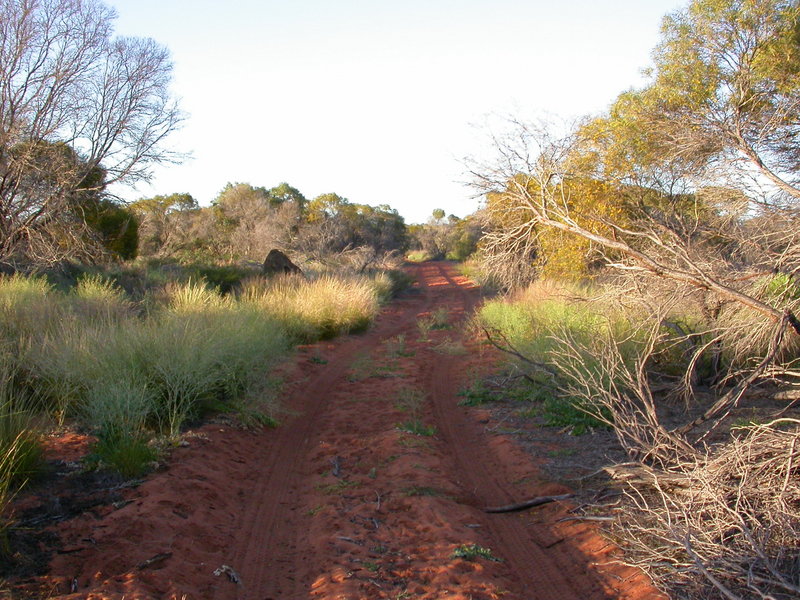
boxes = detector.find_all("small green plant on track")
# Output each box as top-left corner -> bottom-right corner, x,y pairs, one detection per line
433,337 -> 466,355
417,307 -> 451,342
348,353 -> 375,381
403,485 -> 441,497
309,353 -> 328,365
451,543 -> 502,562
398,436 -> 432,449
397,421 -> 437,436
384,334 -> 414,358
430,307 -> 451,329
363,561 -> 379,572
317,479 -> 360,495
416,316 -> 433,342
395,387 -> 435,436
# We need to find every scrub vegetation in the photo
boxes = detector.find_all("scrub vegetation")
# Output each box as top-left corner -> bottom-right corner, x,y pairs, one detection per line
0,265 -> 399,549
3,0 -> 800,597
466,1 -> 800,598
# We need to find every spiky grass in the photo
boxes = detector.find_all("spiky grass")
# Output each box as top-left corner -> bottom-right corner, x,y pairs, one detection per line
0,268 -> 383,479
240,273 -> 381,341
0,358 -> 43,554
72,274 -> 133,322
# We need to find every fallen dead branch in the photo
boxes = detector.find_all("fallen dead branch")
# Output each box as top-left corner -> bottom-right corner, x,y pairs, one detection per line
137,552 -> 172,571
484,493 -> 574,513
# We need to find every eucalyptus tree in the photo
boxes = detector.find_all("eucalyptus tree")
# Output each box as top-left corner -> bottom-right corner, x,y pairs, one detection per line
471,0 -> 800,440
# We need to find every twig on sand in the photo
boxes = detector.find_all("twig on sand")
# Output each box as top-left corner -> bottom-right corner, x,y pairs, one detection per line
557,515 -> 616,523
137,552 -> 172,570
331,455 -> 343,478
213,564 -> 242,584
485,493 -> 574,513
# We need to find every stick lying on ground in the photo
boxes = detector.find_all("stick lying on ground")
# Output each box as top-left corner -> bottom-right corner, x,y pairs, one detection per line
485,493 -> 574,513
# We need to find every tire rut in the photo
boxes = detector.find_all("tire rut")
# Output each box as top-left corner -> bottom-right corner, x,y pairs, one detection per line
418,264 -> 609,599
216,280 -> 436,600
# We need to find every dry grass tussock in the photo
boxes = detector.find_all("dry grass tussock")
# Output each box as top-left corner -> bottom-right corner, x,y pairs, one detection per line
239,272 -> 385,341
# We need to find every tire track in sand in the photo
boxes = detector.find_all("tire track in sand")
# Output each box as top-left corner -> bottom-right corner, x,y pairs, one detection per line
213,278 -> 435,600
420,262 -> 613,598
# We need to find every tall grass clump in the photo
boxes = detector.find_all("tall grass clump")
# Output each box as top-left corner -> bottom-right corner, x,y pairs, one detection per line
139,308 -> 289,437
0,392 -> 42,488
164,278 -> 231,314
82,376 -> 157,477
476,280 -> 622,365
26,319 -> 113,423
0,274 -> 65,347
18,275 -> 292,474
241,273 -> 381,341
71,273 -> 134,323
0,266 -> 390,478
0,357 -> 43,553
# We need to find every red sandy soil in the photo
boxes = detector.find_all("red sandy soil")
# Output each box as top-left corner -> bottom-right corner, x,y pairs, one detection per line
4,261 -> 665,600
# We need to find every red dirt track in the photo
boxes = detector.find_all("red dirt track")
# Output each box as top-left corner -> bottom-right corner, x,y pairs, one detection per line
13,262 -> 662,599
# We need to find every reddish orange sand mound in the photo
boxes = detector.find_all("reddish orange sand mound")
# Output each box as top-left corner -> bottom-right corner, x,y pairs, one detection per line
7,262 -> 664,600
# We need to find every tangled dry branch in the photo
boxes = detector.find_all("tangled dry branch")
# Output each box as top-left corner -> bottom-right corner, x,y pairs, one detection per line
606,420 -> 800,600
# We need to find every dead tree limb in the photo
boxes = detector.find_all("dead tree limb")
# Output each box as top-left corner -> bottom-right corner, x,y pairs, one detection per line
485,493 -> 574,513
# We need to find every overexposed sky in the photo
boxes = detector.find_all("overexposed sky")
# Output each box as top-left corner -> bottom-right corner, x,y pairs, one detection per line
106,0 -> 684,223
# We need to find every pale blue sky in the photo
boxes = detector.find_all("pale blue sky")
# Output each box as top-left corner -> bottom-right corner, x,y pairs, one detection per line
107,0 -> 685,223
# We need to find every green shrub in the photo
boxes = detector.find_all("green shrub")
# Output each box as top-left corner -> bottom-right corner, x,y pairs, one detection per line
542,396 -> 611,435
457,380 -> 495,406
185,264 -> 255,294
473,280 -> 646,432
760,272 -> 800,302
383,269 -> 414,296
406,250 -> 431,262
476,280 -> 635,374
88,432 -> 157,479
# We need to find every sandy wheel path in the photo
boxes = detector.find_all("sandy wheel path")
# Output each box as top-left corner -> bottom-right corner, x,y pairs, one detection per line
25,262 -> 662,600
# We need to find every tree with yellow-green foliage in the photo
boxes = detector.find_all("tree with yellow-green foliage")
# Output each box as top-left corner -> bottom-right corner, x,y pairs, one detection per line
478,125 -> 634,285
472,0 -> 800,332
586,0 -> 800,202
